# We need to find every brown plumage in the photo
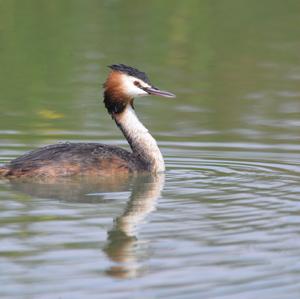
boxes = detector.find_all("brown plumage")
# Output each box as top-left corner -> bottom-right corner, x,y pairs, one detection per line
103,71 -> 134,114
0,143 -> 144,179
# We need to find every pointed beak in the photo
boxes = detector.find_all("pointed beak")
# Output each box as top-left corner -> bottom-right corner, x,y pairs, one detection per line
143,86 -> 176,98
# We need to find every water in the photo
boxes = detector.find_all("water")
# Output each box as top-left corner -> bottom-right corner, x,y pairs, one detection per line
1,1 -> 300,298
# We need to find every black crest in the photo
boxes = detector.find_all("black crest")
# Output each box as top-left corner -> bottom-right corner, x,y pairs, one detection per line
108,64 -> 151,85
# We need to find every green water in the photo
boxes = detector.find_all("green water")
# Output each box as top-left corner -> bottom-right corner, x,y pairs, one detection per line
1,1 -> 300,298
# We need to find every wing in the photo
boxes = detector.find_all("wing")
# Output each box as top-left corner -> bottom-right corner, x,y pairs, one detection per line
4,143 -> 139,178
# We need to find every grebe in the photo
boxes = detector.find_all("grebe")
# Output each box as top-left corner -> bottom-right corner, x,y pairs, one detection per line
0,64 -> 175,178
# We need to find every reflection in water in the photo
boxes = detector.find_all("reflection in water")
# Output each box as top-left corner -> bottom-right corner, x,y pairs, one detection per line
8,175 -> 135,203
7,173 -> 165,279
104,174 -> 164,278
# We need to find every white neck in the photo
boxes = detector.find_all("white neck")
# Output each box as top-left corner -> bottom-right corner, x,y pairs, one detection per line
114,105 -> 165,172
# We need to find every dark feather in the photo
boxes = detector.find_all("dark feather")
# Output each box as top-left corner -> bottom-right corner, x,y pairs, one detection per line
108,64 -> 151,85
1,143 -> 149,178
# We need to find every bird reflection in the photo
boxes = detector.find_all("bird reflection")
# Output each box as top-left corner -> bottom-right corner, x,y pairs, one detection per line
104,173 -> 164,278
6,173 -> 165,279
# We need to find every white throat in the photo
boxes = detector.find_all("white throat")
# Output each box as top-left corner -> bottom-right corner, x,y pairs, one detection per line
114,105 -> 165,172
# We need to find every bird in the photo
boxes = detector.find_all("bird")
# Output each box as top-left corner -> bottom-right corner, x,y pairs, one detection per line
0,64 -> 175,179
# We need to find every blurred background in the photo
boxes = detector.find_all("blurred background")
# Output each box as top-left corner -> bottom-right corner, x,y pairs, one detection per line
1,0 -> 299,152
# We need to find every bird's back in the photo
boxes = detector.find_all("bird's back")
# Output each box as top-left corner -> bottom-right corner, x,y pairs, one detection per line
0,143 -> 144,179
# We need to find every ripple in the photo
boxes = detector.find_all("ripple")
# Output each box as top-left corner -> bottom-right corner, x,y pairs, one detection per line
1,139 -> 300,299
